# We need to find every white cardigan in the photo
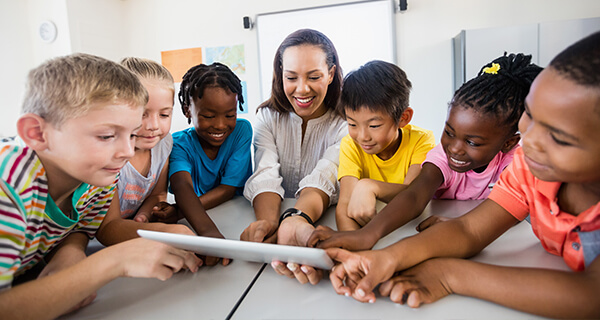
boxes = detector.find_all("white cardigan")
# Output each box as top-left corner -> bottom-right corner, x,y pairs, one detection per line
243,107 -> 348,206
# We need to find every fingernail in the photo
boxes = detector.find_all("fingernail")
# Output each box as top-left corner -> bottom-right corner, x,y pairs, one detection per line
287,263 -> 297,272
369,299 -> 375,303
345,292 -> 350,297
271,261 -> 278,269
357,289 -> 366,297
300,266 -> 309,273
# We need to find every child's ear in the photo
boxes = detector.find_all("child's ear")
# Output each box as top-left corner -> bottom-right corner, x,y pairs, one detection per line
17,113 -> 48,151
501,133 -> 521,153
398,107 -> 413,128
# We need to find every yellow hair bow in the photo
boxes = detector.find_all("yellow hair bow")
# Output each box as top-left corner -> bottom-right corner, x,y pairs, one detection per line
482,63 -> 500,74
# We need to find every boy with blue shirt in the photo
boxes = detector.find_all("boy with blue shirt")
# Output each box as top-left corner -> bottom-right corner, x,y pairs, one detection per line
169,63 -> 252,266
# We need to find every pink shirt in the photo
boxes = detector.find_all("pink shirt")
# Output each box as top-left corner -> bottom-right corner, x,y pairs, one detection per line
423,144 -> 517,200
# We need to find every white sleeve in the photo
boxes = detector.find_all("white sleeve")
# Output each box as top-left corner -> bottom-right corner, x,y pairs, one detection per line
296,118 -> 347,206
243,109 -> 285,204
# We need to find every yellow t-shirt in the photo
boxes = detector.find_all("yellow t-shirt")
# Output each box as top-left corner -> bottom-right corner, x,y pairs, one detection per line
337,124 -> 435,183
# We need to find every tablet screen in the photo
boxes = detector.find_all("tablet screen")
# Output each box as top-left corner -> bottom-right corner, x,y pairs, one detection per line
137,230 -> 334,270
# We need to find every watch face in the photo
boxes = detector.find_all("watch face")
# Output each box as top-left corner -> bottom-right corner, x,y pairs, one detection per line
39,21 -> 57,43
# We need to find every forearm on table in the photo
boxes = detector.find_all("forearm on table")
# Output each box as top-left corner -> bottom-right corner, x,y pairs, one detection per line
0,251 -> 120,320
360,187 -> 431,241
445,258 -> 600,319
385,200 -> 515,271
294,187 -> 329,223
198,184 -> 237,210
170,174 -> 221,236
251,192 -> 282,224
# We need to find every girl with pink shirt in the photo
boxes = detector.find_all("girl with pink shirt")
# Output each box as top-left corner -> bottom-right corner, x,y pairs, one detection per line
310,53 -> 542,251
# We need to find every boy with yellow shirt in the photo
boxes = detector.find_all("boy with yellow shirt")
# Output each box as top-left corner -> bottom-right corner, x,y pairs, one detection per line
334,60 -> 435,231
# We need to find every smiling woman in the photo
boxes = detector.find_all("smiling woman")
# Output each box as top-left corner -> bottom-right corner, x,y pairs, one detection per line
240,29 -> 347,285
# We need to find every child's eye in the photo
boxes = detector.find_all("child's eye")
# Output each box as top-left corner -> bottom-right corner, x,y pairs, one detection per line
201,115 -> 215,119
160,113 -> 171,118
309,76 -> 321,81
347,123 -> 356,127
466,140 -> 481,147
551,134 -> 572,146
285,77 -> 297,81
444,129 -> 454,138
369,125 -> 382,129
98,135 -> 115,141
226,114 -> 236,118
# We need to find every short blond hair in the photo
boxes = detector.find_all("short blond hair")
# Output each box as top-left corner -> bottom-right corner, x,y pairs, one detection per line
22,53 -> 148,127
120,57 -> 175,92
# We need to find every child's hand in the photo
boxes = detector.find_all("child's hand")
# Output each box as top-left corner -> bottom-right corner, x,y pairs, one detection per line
273,216 -> 323,284
416,215 -> 450,232
110,238 -> 202,279
326,247 -> 397,303
199,230 -> 231,267
346,181 -> 378,226
308,226 -> 378,251
240,219 -> 278,243
379,258 -> 453,307
137,201 -> 180,224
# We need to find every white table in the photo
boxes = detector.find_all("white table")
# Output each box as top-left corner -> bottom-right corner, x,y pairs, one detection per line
62,197 -> 569,320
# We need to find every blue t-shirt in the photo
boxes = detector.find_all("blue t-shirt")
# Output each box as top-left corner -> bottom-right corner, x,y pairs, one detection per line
169,119 -> 252,196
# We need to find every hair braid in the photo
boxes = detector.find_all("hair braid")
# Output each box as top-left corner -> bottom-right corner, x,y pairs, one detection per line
178,62 -> 244,124
451,53 -> 542,133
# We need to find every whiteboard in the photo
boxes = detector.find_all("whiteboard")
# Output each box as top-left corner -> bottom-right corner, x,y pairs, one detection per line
256,0 -> 396,101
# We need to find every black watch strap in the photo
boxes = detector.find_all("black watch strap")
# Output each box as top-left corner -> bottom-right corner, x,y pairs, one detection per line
279,208 -> 315,226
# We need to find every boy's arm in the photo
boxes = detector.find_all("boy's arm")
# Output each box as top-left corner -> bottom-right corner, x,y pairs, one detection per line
381,256 -> 600,319
311,163 -> 444,250
169,171 -> 224,239
336,176 -> 360,231
96,192 -> 197,246
327,199 -> 518,302
133,159 -> 171,223
198,184 -> 237,210
0,238 -> 200,320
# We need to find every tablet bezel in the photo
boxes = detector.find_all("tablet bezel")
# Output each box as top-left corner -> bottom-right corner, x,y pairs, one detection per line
137,230 -> 334,270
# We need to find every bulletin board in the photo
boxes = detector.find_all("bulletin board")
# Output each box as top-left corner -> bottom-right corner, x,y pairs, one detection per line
256,0 -> 396,101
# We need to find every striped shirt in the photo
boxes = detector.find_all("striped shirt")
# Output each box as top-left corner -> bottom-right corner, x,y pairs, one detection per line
0,143 -> 116,290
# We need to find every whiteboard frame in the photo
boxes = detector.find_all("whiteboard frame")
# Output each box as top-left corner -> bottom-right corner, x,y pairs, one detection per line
256,0 -> 397,102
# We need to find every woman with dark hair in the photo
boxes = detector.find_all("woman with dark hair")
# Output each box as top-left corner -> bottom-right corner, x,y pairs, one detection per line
241,29 -> 347,285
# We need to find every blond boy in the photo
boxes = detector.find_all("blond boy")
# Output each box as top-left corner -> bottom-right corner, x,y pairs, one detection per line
0,53 -> 200,319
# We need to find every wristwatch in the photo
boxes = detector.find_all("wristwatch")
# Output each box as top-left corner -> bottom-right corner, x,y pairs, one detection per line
279,208 -> 315,226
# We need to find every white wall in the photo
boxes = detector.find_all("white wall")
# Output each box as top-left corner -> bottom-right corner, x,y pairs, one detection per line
2,0 -> 600,139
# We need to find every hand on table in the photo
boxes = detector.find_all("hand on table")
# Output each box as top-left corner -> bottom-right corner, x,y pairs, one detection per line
308,226 -> 378,251
326,247 -> 397,303
379,258 -> 453,307
271,216 -> 323,285
134,202 -> 180,224
240,219 -> 278,244
199,230 -> 232,266
346,182 -> 378,226
109,237 -> 202,279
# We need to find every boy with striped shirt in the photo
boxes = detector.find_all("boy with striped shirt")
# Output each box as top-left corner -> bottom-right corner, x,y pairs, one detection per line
0,53 -> 201,319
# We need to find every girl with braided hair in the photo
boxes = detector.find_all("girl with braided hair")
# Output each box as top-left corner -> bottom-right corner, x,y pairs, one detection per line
310,53 -> 542,251
169,62 -> 252,266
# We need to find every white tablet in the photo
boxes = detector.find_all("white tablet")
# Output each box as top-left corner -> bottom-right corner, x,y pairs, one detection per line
137,230 -> 334,270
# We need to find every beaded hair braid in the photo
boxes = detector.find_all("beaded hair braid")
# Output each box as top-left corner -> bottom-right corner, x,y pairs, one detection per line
451,53 -> 542,132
